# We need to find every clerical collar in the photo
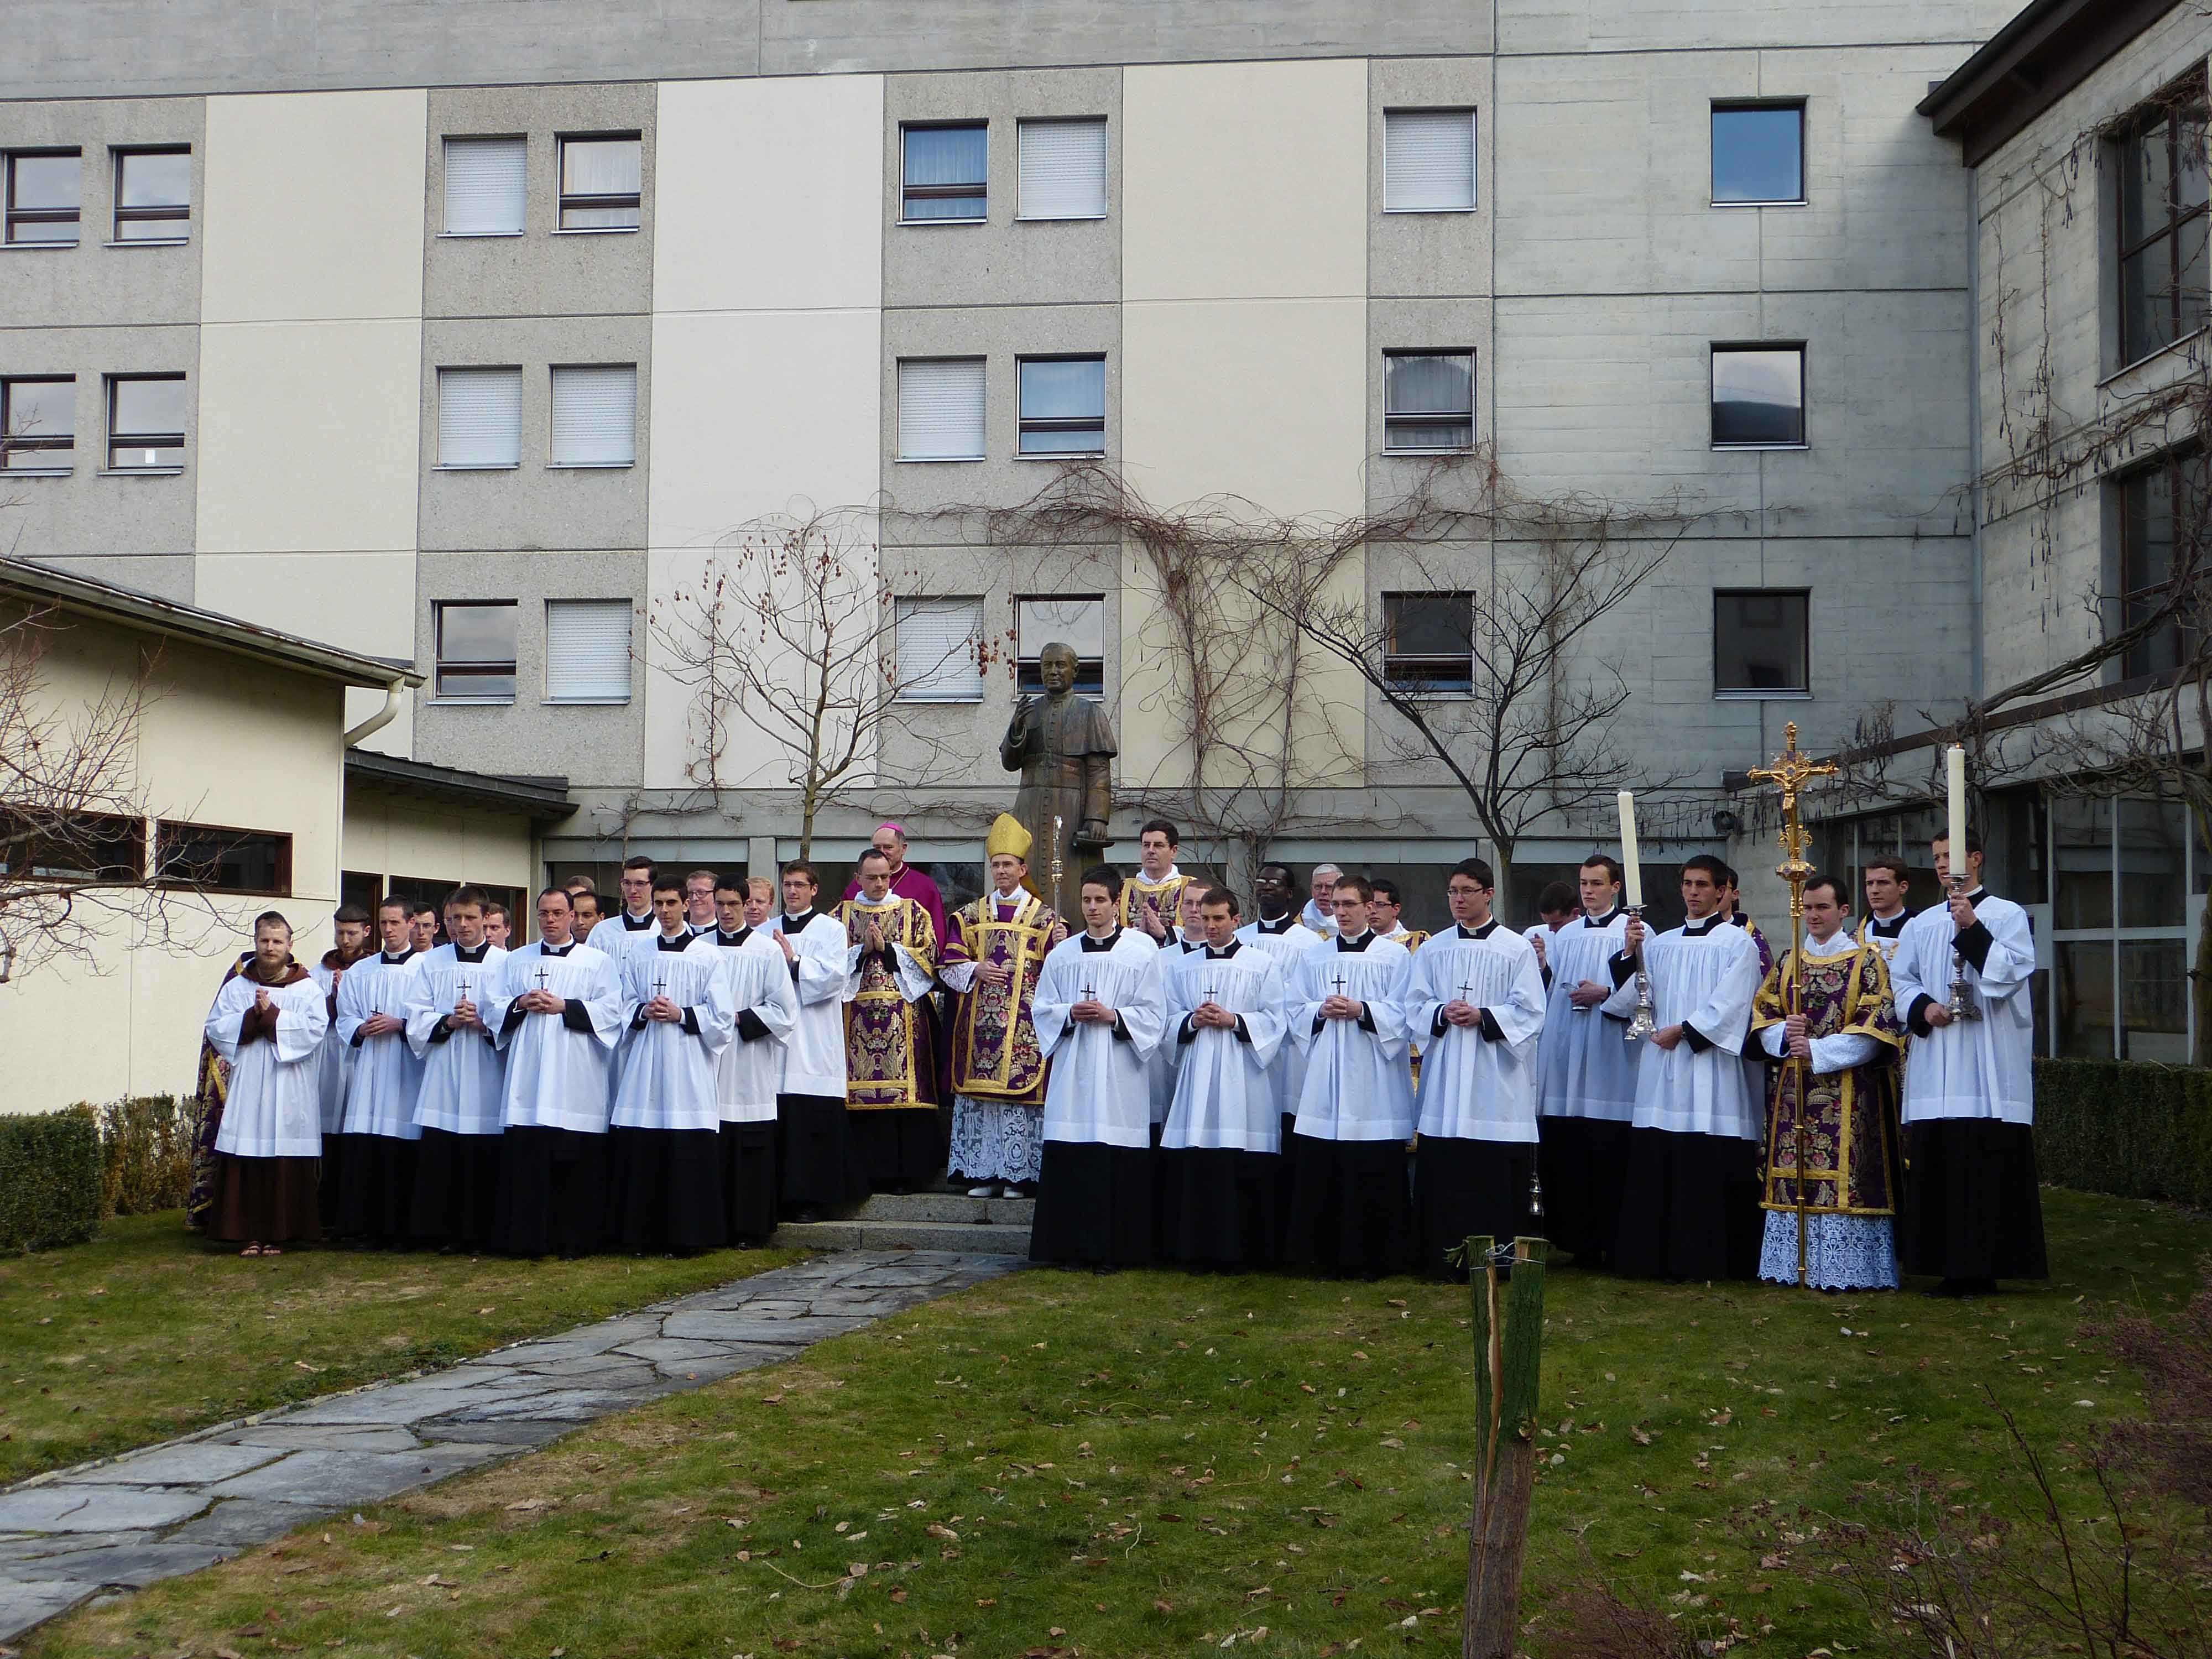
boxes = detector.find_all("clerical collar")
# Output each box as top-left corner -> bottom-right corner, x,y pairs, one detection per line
717,926 -> 753,948
782,909 -> 816,935
1180,937 -> 1203,953
1080,927 -> 1122,952
1457,920 -> 1499,940
541,940 -> 576,957
1256,913 -> 1295,933
620,911 -> 653,930
1205,941 -> 1242,959
1867,911 -> 1908,937
1729,912 -> 1752,928
993,889 -> 1024,907
1584,907 -> 1623,928
1139,864 -> 1181,885
380,947 -> 415,966
453,942 -> 491,963
655,932 -> 692,952
1337,930 -> 1376,952
1681,916 -> 1723,937
1960,888 -> 1988,904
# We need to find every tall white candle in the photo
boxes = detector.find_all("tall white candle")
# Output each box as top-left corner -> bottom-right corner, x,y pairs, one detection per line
1617,790 -> 1643,909
1945,745 -> 1968,880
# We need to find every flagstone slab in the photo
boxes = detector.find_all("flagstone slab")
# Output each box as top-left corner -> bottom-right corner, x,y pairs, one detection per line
62,1444 -> 286,1489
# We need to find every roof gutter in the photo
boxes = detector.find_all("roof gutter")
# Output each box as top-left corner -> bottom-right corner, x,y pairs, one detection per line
343,679 -> 406,748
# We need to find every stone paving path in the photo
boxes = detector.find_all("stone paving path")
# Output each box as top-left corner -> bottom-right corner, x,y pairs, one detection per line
0,1250 -> 1021,1645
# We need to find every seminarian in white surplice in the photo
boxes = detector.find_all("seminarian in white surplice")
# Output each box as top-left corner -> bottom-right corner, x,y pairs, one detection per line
331,897 -> 425,1246
403,887 -> 508,1253
701,874 -> 799,1245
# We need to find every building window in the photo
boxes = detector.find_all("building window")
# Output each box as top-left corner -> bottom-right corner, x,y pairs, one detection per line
1383,108 -> 1477,213
112,147 -> 190,241
1713,589 -> 1810,695
1016,356 -> 1105,456
1711,345 -> 1804,447
901,122 -> 988,222
4,148 -> 80,244
434,600 -> 518,701
436,366 -> 523,469
1383,592 -> 1475,693
2116,447 -> 2204,678
2,376 -> 74,471
443,134 -> 526,236
545,598 -> 633,703
1015,594 -> 1105,696
106,374 -> 186,471
556,134 -> 641,231
549,364 -> 637,467
1384,351 -> 1475,452
1711,102 -> 1806,206
2116,79 -> 2210,366
894,597 -> 987,702
1016,118 -> 1107,221
0,807 -> 144,882
897,357 -> 987,461
154,822 -> 292,895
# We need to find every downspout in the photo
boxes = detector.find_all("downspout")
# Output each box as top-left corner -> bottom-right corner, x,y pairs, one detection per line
343,678 -> 405,748
1967,165 -> 1985,702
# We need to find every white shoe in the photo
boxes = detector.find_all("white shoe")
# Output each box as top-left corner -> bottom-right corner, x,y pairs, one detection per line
966,1183 -> 1000,1198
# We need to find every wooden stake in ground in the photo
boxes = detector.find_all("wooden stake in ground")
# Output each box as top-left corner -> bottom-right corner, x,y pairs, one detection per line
1459,1233 -> 1548,1659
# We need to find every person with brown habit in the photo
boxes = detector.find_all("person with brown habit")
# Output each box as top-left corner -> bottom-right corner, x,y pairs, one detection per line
201,912 -> 328,1254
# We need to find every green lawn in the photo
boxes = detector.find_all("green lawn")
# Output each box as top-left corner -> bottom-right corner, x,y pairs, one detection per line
24,1188 -> 2208,1659
0,1212 -> 803,1483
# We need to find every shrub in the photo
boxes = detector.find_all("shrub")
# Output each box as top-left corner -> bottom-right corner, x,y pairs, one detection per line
2033,1058 -> 2212,1210
0,1105 -> 102,1253
95,1093 -> 201,1218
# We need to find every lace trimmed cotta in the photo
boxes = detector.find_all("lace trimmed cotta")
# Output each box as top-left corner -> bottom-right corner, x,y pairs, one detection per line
948,1094 -> 1044,1184
1758,1212 -> 1900,1291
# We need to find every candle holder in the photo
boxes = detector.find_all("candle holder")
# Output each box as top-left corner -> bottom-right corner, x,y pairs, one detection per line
1944,877 -> 1983,1022
1623,904 -> 1657,1044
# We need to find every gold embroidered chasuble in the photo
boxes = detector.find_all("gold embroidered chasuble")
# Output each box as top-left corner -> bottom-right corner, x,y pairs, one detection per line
1118,872 -> 1191,935
837,895 -> 940,1110
1750,941 -> 1903,1218
943,889 -> 1066,1103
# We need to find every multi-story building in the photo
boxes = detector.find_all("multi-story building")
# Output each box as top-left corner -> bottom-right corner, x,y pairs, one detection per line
2,2 -> 2016,947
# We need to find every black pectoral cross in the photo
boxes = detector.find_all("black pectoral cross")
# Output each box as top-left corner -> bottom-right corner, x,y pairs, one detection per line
1330,968 -> 1348,999
534,966 -> 550,994
456,975 -> 471,1011
1456,975 -> 1474,1006
1082,977 -> 1098,1003
653,971 -> 668,1000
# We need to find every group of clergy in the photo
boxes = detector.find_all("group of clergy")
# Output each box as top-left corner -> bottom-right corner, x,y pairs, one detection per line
191,809 -> 2045,1297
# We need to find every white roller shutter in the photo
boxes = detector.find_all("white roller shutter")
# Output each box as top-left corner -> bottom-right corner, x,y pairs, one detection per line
550,364 -> 637,466
897,358 -> 986,461
1384,109 -> 1477,213
436,366 -> 522,467
894,597 -> 985,701
545,599 -> 633,701
1018,118 -> 1108,220
443,135 -> 526,236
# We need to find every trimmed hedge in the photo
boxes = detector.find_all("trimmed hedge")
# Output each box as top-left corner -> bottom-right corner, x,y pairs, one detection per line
96,1093 -> 201,1219
0,1105 -> 103,1254
2036,1058 -> 2212,1210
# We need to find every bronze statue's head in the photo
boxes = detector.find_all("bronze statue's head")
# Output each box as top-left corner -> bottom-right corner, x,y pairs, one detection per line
1037,641 -> 1079,696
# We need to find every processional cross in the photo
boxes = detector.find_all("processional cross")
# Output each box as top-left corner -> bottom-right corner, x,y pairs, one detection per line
1744,721 -> 1838,1291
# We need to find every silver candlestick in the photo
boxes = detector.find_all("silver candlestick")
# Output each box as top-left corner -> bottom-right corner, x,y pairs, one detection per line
1944,878 -> 1982,1022
1623,904 -> 1657,1043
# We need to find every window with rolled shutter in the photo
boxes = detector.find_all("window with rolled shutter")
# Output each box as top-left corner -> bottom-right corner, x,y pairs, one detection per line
437,366 -> 523,468
1384,108 -> 1477,213
545,599 -> 633,702
550,364 -> 637,466
444,135 -> 526,236
897,358 -> 985,461
1017,118 -> 1108,221
894,597 -> 985,701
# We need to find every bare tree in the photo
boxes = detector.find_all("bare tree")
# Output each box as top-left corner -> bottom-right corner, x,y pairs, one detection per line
648,507 -> 999,859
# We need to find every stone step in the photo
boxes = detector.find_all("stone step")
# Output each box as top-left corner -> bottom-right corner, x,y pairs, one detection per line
769,1218 -> 1032,1258
833,1192 -> 1035,1226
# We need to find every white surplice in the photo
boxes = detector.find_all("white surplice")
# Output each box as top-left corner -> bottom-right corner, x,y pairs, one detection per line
405,943 -> 509,1136
335,950 -> 426,1140
1163,941 -> 1290,1152
1290,932 -> 1415,1141
610,933 -> 736,1133
770,910 -> 858,1099
1887,890 -> 2037,1126
207,972 -> 328,1159
1237,915 -> 1323,1117
1533,909 -> 1642,1124
309,959 -> 352,1138
702,926 -> 799,1124
1601,918 -> 1765,1140
1411,922 -> 1548,1143
486,940 -> 625,1134
1149,938 -> 1207,1126
1032,928 -> 1168,1149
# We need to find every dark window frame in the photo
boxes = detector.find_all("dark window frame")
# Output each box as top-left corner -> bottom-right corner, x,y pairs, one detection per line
2,374 -> 76,470
2116,445 -> 2205,679
1710,100 -> 1808,207
900,120 -> 989,223
1709,342 -> 1807,449
1713,587 -> 1812,696
154,821 -> 293,897
3,147 -> 82,245
2115,75 -> 2210,366
1014,592 -> 1107,697
555,132 -> 643,232
105,372 -> 186,471
111,145 -> 191,242
1382,349 -> 1477,453
1382,590 -> 1477,695
1015,353 -> 1107,457
432,599 -> 520,702
0,807 -> 145,884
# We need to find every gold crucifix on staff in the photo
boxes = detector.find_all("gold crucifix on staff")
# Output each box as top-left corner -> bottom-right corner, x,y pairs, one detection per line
1746,721 -> 1838,1290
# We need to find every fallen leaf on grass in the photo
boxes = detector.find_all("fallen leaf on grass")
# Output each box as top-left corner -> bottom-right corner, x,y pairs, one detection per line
504,1498 -> 551,1512
1155,1599 -> 1174,1614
